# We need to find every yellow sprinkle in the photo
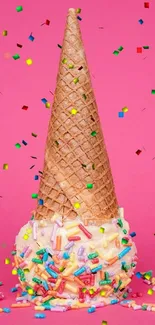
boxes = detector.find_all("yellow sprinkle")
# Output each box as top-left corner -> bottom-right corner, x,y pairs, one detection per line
108,233 -> 119,242
28,289 -> 34,295
96,249 -> 104,259
26,58 -> 33,65
65,221 -> 79,230
71,108 -> 77,115
45,102 -> 50,108
89,243 -> 96,250
34,306 -> 45,311
5,258 -> 10,264
26,228 -> 32,234
67,228 -> 80,237
122,107 -> 128,113
103,240 -> 108,248
74,202 -> 80,209
148,289 -> 154,295
100,290 -> 106,296
12,269 -> 17,275
23,234 -> 29,240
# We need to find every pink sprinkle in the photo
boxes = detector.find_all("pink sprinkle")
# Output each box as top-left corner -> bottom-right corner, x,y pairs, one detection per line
19,261 -> 27,269
24,247 -> 32,258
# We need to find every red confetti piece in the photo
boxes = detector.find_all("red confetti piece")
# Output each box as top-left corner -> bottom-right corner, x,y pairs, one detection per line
46,19 -> 50,25
137,47 -> 142,53
144,2 -> 149,8
22,105 -> 28,110
17,43 -> 23,48
136,149 -> 142,155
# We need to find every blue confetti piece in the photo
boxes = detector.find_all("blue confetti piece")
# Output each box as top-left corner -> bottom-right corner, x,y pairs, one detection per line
110,299 -> 119,304
35,313 -> 46,319
3,307 -> 11,313
77,16 -> 82,21
130,231 -> 136,237
28,34 -> 35,41
38,199 -> 44,205
135,272 -> 142,278
138,19 -> 144,25
88,306 -> 96,313
41,98 -> 47,104
11,287 -> 18,293
34,175 -> 39,180
22,140 -> 28,146
118,112 -> 124,118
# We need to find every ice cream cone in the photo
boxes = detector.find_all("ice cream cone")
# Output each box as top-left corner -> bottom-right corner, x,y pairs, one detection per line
35,8 -> 118,224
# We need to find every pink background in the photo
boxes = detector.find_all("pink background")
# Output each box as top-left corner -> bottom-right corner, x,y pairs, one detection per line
0,0 -> 155,323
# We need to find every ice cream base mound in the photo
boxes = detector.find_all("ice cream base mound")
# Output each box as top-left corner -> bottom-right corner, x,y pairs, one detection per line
14,208 -> 137,309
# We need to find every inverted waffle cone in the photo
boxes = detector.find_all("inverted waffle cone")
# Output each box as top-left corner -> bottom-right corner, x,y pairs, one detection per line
35,8 -> 118,224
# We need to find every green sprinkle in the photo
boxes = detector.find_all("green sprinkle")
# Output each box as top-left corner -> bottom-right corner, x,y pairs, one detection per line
17,268 -> 23,276
68,64 -> 74,69
55,140 -> 59,146
32,277 -> 42,284
73,78 -> 79,84
123,229 -> 127,234
31,215 -> 34,220
31,133 -> 37,137
131,263 -> 136,267
99,280 -> 112,285
15,143 -> 21,149
142,305 -> 147,310
32,193 -> 38,199
143,46 -> 149,49
32,258 -> 43,264
12,54 -> 20,60
16,6 -> 23,12
117,218 -> 123,228
82,164 -> 87,168
88,252 -> 98,259
82,94 -> 87,100
86,183 -> 93,189
113,50 -> 119,56
62,58 -> 67,64
122,292 -> 128,298
121,238 -> 128,245
99,227 -> 105,233
91,131 -> 97,137
151,89 -> 155,94
114,280 -> 122,292
104,272 -> 109,281
11,250 -> 17,255
36,249 -> 46,255
92,163 -> 95,170
118,46 -> 124,51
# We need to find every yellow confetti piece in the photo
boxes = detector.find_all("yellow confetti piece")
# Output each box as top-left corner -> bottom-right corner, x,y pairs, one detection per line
3,163 -> 8,170
45,102 -> 50,108
147,289 -> 154,295
5,258 -> 10,264
100,290 -> 106,297
71,108 -> 77,115
28,288 -> 34,295
26,58 -> 33,65
74,202 -> 80,209
122,107 -> 128,113
23,234 -> 29,240
26,228 -> 32,234
12,269 -> 17,275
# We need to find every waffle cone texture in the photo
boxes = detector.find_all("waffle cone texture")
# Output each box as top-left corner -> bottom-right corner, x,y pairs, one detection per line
35,8 -> 118,224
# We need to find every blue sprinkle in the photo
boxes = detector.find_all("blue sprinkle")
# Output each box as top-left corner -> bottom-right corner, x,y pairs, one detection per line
135,272 -> 142,278
34,175 -> 39,180
11,287 -> 18,293
63,252 -> 70,259
91,264 -> 102,273
45,267 -> 58,278
35,313 -> 46,319
41,98 -> 47,104
28,34 -> 35,41
120,299 -> 133,305
130,231 -> 136,237
88,306 -> 96,313
21,291 -> 27,296
42,280 -> 49,291
74,266 -> 86,276
3,307 -> 11,313
43,252 -> 48,262
138,19 -> 144,24
38,199 -> 44,205
77,16 -> 82,21
118,112 -> 124,118
118,247 -> 131,259
44,305 -> 51,310
110,299 -> 119,304
22,140 -> 28,146
20,253 -> 24,258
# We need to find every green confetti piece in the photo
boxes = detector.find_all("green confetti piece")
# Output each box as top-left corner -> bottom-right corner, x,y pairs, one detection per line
31,133 -> 37,137
131,263 -> 136,267
123,229 -> 127,234
118,46 -> 124,51
12,54 -> 20,60
113,50 -> 119,56
82,94 -> 87,100
68,64 -> 74,69
62,58 -> 67,64
86,183 -> 93,189
92,163 -> 95,170
32,193 -> 38,199
15,143 -> 21,149
76,8 -> 81,13
91,131 -> 97,137
143,46 -> 149,49
11,250 -> 17,256
121,238 -> 128,245
117,218 -> 123,228
32,258 -> 43,264
151,89 -> 155,94
73,78 -> 79,84
16,6 -> 23,12
122,292 -> 128,299
142,305 -> 147,310
32,277 -> 42,284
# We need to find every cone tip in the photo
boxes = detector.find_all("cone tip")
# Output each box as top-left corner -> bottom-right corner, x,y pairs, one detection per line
68,8 -> 76,13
